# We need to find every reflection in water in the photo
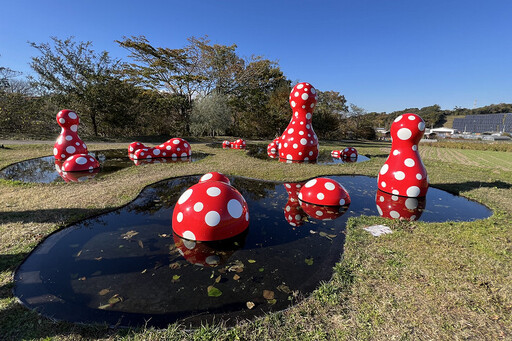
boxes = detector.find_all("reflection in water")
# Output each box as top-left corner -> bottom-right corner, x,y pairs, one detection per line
300,202 -> 349,221
0,150 -> 209,183
283,182 -> 307,226
375,190 -> 427,221
14,175 -> 492,328
246,144 -> 370,165
129,155 -> 192,165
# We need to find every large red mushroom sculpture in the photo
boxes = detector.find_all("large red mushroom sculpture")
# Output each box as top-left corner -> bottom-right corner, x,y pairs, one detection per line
53,109 -> 88,161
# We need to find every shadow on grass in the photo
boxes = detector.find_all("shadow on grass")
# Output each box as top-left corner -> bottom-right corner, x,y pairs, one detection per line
0,208 -> 112,225
435,180 -> 512,195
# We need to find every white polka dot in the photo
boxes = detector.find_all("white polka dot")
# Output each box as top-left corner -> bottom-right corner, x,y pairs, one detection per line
306,113 -> 312,119
390,211 -> 400,219
177,212 -> 183,222
298,193 -> 303,200
380,164 -> 389,175
294,91 -> 299,97
392,190 -> 399,195
184,143 -> 188,148
70,125 -> 78,132
286,206 -> 291,212
324,182 -> 335,190
284,143 -> 288,148
206,255 -> 220,265
379,196 -> 384,202
181,152 -> 188,157
154,149 -> 161,155
59,118 -> 65,124
406,186 -> 421,197
299,131 -> 305,135
53,148 -> 58,155
182,230 -> 196,241
295,214 -> 301,220
205,211 -> 221,227
61,154 -> 66,158
317,193 -> 325,200
166,145 -> 171,150
245,212 -> 249,221
392,195 -> 398,201
410,215 -> 417,221
309,151 -> 313,156
394,115 -> 403,122
66,146 -> 76,154
339,198 -> 345,205
405,198 -> 418,209
172,153 -> 177,157
381,181 -> 387,188
298,138 -> 307,145
394,171 -> 405,180
227,199 -> 243,218
408,115 -> 416,120
207,187 -> 221,197
297,84 -> 304,89
293,144 -> 298,149
75,156 -> 87,165
291,101 -> 296,107
393,150 -> 400,156
288,128 -> 294,134
376,205 -> 383,215
418,121 -> 425,131
301,93 -> 309,100
286,154 -> 293,160
65,135 -> 73,141
201,173 -> 213,181
68,112 -> 77,119
397,128 -> 412,140
194,202 -> 204,212
178,189 -> 193,204
173,140 -> 180,145
305,179 -> 317,188
412,145 -> 418,151
311,88 -> 316,94
404,158 -> 415,167
316,210 -> 323,216
416,173 -> 422,180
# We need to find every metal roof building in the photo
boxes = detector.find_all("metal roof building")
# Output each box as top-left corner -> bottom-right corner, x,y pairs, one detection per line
452,113 -> 512,133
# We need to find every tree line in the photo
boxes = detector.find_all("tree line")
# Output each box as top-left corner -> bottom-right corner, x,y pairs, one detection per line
1,36 -> 510,140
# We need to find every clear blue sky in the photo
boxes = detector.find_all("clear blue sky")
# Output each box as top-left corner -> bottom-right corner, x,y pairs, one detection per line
1,0 -> 511,113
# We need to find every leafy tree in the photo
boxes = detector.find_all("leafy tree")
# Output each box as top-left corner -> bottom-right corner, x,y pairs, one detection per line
190,92 -> 231,137
313,90 -> 348,139
29,36 -> 124,136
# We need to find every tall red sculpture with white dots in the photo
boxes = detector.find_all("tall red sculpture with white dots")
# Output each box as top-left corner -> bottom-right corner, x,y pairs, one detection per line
53,109 -> 88,161
278,82 -> 318,162
377,113 -> 428,197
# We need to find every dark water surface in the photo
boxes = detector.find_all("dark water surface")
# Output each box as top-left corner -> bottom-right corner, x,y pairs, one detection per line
0,150 -> 209,183
14,175 -> 491,328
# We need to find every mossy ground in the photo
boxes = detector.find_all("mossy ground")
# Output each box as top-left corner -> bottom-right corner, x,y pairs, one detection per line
1,139 -> 511,340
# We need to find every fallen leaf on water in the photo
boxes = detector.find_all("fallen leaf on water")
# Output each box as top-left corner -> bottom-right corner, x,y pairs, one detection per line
319,232 -> 328,237
246,301 -> 255,309
305,257 -> 314,266
94,257 -> 103,261
138,240 -> 144,249
158,233 -> 170,238
263,290 -> 275,300
267,299 -> 277,305
309,230 -> 317,234
258,268 -> 265,272
227,260 -> 244,273
233,274 -> 240,281
98,289 -> 110,296
121,230 -> 139,240
215,275 -> 221,283
98,304 -> 111,310
247,259 -> 256,263
169,262 -> 181,269
172,275 -> 180,282
207,286 -> 222,297
108,294 -> 123,305
141,269 -> 147,274
78,277 -> 86,281
328,234 -> 337,238
277,284 -> 291,294
76,250 -> 82,257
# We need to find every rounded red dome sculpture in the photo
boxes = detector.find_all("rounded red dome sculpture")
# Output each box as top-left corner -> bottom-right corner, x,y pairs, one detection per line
377,113 -> 428,197
298,177 -> 351,206
342,147 -> 358,159
129,138 -> 191,159
172,178 -> 249,241
199,172 -> 230,185
230,139 -> 246,149
376,189 -> 426,221
278,82 -> 318,162
53,110 -> 88,161
61,154 -> 100,172
267,138 -> 279,159
331,150 -> 342,158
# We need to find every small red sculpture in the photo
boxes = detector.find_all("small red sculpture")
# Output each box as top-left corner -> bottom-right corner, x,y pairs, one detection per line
128,138 -> 191,159
267,138 -> 279,159
375,189 -> 426,221
61,154 -> 100,172
298,177 -> 351,206
222,140 -> 231,149
172,177 -> 249,241
53,110 -> 88,161
377,113 -> 428,197
331,150 -> 342,158
342,147 -> 358,159
199,172 -> 230,185
278,82 -> 318,162
283,182 -> 307,226
230,139 -> 246,149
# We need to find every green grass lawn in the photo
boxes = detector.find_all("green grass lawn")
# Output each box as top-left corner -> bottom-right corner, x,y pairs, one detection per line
0,140 -> 511,340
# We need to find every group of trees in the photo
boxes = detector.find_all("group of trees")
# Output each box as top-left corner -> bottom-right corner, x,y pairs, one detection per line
2,36 -> 511,140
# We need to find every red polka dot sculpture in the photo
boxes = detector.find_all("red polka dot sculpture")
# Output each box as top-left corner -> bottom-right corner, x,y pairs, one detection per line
376,189 -> 426,221
283,182 -> 307,226
172,174 -> 249,241
230,139 -> 246,149
278,82 -> 318,162
129,138 -> 191,159
298,177 -> 351,206
377,113 -> 428,197
222,140 -> 231,149
331,150 -> 342,158
199,172 -> 230,185
342,147 -> 358,159
61,154 -> 100,172
53,110 -> 88,161
267,138 -> 279,159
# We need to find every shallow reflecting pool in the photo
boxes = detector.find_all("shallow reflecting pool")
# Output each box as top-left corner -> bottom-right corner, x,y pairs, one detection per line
245,144 -> 370,164
0,150 -> 209,183
14,175 -> 491,328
